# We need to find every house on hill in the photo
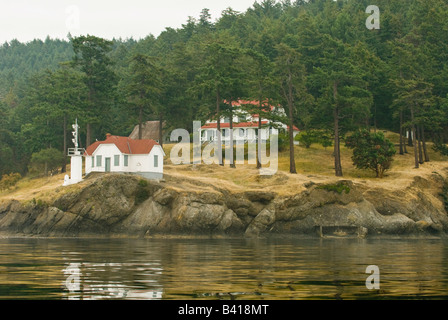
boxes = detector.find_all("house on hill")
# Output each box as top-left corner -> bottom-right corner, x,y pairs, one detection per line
84,134 -> 165,180
200,100 -> 300,143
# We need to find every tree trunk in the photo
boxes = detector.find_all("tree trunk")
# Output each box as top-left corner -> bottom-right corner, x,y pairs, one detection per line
373,102 -> 377,133
421,125 -> 429,162
417,125 -> 424,164
408,128 -> 413,147
138,104 -> 143,140
216,89 -> 223,166
403,135 -> 408,154
86,123 -> 92,148
410,104 -> 419,169
257,98 -> 262,169
229,101 -> 235,168
399,110 -> 404,155
289,115 -> 296,174
62,114 -> 67,173
159,113 -> 163,147
86,87 -> 94,147
288,76 -> 296,174
333,82 -> 343,177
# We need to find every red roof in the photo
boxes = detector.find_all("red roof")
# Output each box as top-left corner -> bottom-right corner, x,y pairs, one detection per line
290,125 -> 300,131
201,121 -> 269,129
226,99 -> 275,110
204,100 -> 277,121
84,134 -> 160,156
201,121 -> 299,131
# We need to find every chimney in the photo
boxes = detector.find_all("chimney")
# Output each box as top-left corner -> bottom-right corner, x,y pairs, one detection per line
106,133 -> 112,139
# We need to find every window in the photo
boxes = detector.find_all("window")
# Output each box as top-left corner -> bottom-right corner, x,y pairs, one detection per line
114,155 -> 120,166
154,155 -> 159,168
91,156 -> 94,167
124,155 -> 129,167
96,155 -> 102,167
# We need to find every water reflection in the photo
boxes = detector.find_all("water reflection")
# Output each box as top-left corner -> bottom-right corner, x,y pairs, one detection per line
0,237 -> 447,299
62,262 -> 163,300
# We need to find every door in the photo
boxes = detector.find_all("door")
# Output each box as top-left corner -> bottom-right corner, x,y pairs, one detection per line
105,157 -> 111,172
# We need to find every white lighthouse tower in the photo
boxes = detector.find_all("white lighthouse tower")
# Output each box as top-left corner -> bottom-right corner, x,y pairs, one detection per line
63,119 -> 84,186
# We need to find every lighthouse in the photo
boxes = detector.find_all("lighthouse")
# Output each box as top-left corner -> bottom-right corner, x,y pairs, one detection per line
63,119 -> 84,186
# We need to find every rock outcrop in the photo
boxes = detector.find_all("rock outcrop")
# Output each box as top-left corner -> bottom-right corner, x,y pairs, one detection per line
1,172 -> 448,238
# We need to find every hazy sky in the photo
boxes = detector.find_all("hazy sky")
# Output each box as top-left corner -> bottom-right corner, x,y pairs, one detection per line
0,0 -> 259,43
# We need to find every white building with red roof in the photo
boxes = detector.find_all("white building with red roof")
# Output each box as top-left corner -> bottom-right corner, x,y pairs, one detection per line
200,100 -> 299,143
84,134 -> 165,180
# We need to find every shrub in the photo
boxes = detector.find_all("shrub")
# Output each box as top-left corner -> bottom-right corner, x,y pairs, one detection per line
276,133 -> 290,152
295,130 -> 333,150
316,182 -> 351,194
138,179 -> 148,187
433,141 -> 448,156
28,148 -> 64,177
319,132 -> 333,150
135,179 -> 150,205
345,129 -> 396,178
295,130 -> 316,148
0,172 -> 22,190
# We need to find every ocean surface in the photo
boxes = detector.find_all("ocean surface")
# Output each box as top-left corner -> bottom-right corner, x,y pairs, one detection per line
0,237 -> 447,300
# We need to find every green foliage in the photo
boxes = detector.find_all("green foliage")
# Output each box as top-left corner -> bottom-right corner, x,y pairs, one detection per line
135,179 -> 150,205
276,133 -> 290,152
124,53 -> 163,139
71,35 -> 118,146
0,172 -> 22,190
295,130 -> 334,149
138,179 -> 149,188
28,148 -> 65,177
32,198 -> 48,208
316,182 -> 350,195
295,130 -> 316,148
345,130 -> 396,178
0,38 -> 73,97
433,142 -> 448,156
319,132 -> 333,150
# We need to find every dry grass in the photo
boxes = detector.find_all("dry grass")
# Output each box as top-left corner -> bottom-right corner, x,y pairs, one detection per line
161,132 -> 448,195
0,172 -> 91,205
2,132 -> 448,203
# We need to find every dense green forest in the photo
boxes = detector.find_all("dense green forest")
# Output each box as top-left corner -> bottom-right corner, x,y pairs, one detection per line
1,0 -> 447,178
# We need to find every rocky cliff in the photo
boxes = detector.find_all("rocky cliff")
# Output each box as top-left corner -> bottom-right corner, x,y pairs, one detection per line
1,171 -> 448,238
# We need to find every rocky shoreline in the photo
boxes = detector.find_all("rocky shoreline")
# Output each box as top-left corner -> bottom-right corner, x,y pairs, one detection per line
1,172 -> 448,238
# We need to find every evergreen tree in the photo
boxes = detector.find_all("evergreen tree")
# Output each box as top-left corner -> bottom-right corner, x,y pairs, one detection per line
274,42 -> 311,174
192,34 -> 244,166
71,35 -> 117,147
311,34 -> 372,177
124,53 -> 162,140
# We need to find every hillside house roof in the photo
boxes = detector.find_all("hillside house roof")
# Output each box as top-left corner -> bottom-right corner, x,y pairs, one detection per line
129,121 -> 166,141
201,121 -> 299,131
84,134 -> 160,156
201,121 -> 269,129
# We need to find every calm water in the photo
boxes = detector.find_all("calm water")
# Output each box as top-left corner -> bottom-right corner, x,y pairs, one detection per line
0,237 -> 447,300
